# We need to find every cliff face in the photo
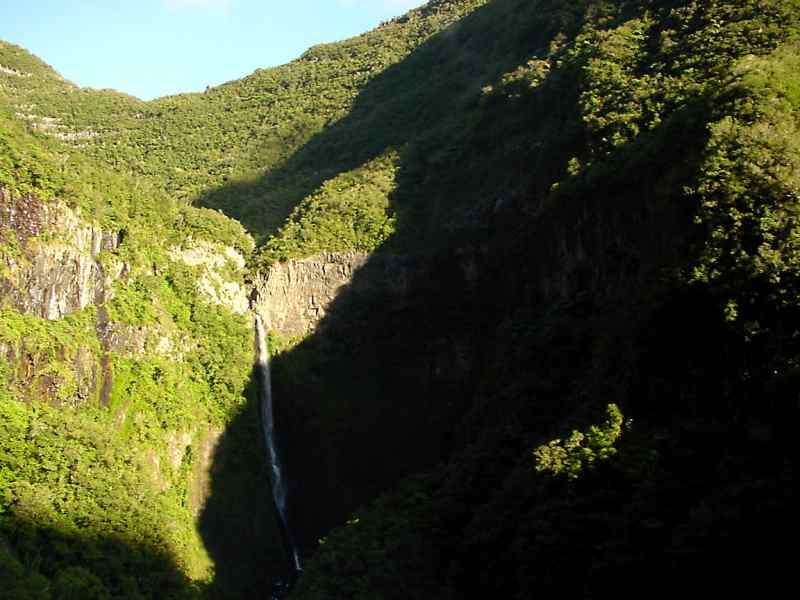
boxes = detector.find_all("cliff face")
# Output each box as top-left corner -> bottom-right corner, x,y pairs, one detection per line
252,252 -> 378,337
0,190 -> 199,366
168,239 -> 250,315
0,188 -> 122,320
0,180 -> 265,594
0,185 -> 256,403
0,189 -> 117,407
0,167 -> 266,587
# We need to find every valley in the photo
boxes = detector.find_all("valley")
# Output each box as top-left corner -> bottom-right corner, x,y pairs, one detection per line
1,0 -> 798,598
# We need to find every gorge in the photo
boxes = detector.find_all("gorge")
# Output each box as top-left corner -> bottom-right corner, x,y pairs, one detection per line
1,0 -> 799,598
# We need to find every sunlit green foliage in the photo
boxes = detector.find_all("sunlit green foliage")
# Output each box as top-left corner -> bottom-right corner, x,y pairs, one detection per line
0,308 -> 100,402
262,151 -> 399,263
0,1 -> 489,210
691,44 -> 800,307
0,399 -> 203,598
2,0 -> 799,597
533,404 -> 624,479
1,22 -> 256,598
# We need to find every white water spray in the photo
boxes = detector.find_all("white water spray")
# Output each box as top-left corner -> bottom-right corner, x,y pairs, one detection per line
254,313 -> 302,574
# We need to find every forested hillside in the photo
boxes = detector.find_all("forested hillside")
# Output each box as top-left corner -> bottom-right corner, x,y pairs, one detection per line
1,33 -> 270,600
278,0 -> 800,596
1,0 -> 798,598
0,0 -> 488,239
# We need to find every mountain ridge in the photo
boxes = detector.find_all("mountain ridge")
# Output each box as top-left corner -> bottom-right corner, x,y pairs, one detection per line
1,0 -> 799,598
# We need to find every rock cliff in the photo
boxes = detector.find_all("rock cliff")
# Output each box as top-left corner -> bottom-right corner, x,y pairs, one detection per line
0,188 -> 122,319
251,253 -> 370,337
0,187 -> 249,410
169,239 -> 249,315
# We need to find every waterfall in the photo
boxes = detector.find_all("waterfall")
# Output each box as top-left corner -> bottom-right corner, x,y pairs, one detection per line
254,313 -> 303,574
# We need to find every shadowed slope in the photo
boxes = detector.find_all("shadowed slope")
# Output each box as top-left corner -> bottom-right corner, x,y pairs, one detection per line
187,1 -> 800,597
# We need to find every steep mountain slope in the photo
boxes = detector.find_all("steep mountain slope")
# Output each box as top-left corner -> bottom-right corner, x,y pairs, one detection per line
0,2 -> 517,597
0,46 -> 276,600
243,0 -> 797,597
1,0 -> 799,598
0,0 -> 488,238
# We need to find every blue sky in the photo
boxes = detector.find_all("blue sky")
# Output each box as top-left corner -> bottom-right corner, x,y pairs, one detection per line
0,0 -> 426,100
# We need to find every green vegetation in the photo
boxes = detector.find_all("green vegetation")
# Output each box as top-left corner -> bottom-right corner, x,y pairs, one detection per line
274,0 -> 800,597
1,17 -> 260,596
0,307 -> 100,406
533,404 -> 625,479
262,151 -> 399,262
1,0 -> 799,597
0,1 -> 488,227
0,399 -> 201,599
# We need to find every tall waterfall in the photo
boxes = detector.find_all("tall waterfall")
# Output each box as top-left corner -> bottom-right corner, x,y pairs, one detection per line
254,313 -> 303,574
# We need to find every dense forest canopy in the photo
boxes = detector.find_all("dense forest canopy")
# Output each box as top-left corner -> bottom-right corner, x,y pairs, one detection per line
1,0 -> 798,598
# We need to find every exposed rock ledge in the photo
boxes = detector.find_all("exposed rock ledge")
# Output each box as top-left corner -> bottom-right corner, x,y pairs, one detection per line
251,252 -> 370,337
0,64 -> 30,77
168,239 -> 249,315
0,190 -> 122,320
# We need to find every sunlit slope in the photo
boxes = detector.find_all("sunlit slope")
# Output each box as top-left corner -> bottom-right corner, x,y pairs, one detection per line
2,0 -> 799,597
1,34 -> 274,600
0,1 -> 489,222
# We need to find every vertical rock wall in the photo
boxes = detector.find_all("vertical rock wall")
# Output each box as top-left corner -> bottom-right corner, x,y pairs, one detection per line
251,252 -> 370,337
0,189 -> 122,319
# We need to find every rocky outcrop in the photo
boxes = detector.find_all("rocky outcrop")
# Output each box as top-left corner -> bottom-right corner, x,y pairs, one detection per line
0,188 -> 253,410
0,190 -> 118,406
0,64 -> 30,77
0,339 -> 98,408
0,190 -> 181,407
0,189 -> 123,319
249,250 -> 481,342
168,239 -> 249,315
251,252 -> 371,337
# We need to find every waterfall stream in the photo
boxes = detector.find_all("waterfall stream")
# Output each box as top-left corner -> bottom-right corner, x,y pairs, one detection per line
254,313 -> 303,574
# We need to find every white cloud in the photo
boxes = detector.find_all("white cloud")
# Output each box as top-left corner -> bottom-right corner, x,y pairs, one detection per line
163,0 -> 233,11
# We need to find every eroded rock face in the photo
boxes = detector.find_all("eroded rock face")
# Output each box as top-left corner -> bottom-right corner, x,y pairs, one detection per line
168,239 -> 249,315
251,253 -> 370,337
0,190 -> 192,407
0,339 -> 98,407
0,189 -> 121,319
0,191 -> 119,406
0,189 -> 251,409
